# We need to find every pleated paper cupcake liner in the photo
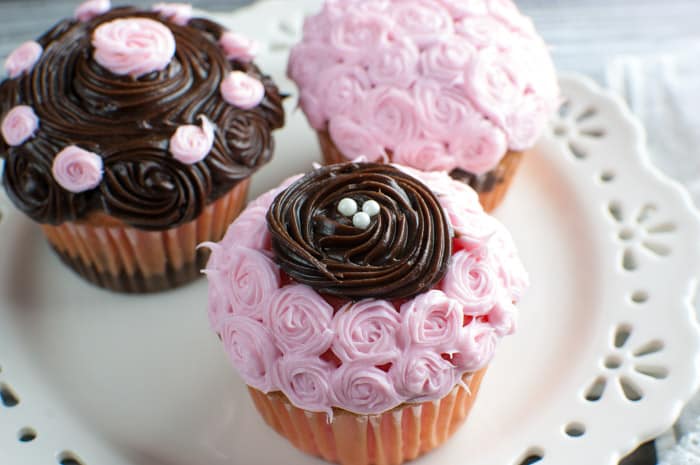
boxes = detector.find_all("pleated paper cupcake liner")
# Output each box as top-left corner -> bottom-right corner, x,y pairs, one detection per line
41,179 -> 250,293
471,150 -> 523,213
248,368 -> 488,465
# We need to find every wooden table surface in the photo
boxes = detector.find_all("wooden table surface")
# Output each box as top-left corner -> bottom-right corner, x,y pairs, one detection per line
3,1 -> 699,464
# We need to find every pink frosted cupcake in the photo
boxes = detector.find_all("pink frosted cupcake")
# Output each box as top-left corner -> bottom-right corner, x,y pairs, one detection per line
204,162 -> 528,465
287,0 -> 559,212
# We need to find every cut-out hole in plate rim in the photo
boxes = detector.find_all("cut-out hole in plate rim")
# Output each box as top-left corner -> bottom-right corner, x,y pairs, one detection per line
58,451 -> 84,465
518,447 -> 545,465
1,382 -> 20,407
565,422 -> 587,438
17,427 -> 37,443
1,9 -> 700,465
630,290 -> 649,304
600,171 -> 616,183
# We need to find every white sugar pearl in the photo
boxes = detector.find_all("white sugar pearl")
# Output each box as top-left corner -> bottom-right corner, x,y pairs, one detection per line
362,200 -> 380,217
337,198 -> 358,217
352,212 -> 371,230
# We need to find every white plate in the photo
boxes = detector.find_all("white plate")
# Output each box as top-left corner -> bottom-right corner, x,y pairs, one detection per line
2,2 -> 700,465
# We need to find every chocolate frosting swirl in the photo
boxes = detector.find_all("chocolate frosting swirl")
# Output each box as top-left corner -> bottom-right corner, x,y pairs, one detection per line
267,163 -> 453,300
0,7 -> 284,229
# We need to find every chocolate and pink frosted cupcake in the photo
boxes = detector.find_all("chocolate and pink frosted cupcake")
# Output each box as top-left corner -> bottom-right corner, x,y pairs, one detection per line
204,162 -> 528,465
288,0 -> 559,212
0,1 -> 284,292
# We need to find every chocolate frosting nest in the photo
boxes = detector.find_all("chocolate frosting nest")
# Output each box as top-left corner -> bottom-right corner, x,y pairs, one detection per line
267,163 -> 453,300
0,7 -> 284,229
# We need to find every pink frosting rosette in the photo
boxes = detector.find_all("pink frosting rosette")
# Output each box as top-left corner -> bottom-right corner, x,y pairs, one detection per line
169,115 -> 215,164
219,31 -> 260,63
440,196 -> 500,247
208,245 -> 279,320
393,139 -> 457,173
413,81 -> 481,141
288,0 -> 559,175
331,363 -> 401,415
220,71 -> 265,109
206,164 -> 529,415
221,315 -> 280,392
153,3 -> 193,26
420,36 -> 475,85
465,47 -> 526,129
391,0 -> 454,47
443,249 -> 499,315
1,105 -> 39,147
4,41 -> 43,79
399,290 -> 464,354
272,356 -> 334,417
367,38 -> 420,89
450,118 -> 508,175
331,299 -> 401,364
92,18 -> 176,78
317,65 -> 372,121
52,146 -> 104,193
452,321 -> 499,372
264,284 -> 334,355
393,348 -> 460,402
75,0 -> 111,22
329,11 -> 392,58
487,298 -> 519,337
366,87 -> 419,149
220,204 -> 271,251
328,115 -> 385,162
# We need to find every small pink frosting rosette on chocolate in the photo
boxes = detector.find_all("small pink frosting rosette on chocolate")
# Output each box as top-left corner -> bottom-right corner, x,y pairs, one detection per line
153,3 -> 193,26
92,17 -> 176,78
287,0 -> 559,176
75,0 -> 111,22
204,163 -> 528,416
220,31 -> 260,63
1,105 -> 40,146
51,145 -> 104,193
4,41 -> 43,79
169,115 -> 216,164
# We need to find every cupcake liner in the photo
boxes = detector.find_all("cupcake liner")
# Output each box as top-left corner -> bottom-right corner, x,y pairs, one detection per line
41,179 -> 250,293
248,368 -> 488,465
469,150 -> 524,213
318,130 -> 347,166
317,130 -> 523,213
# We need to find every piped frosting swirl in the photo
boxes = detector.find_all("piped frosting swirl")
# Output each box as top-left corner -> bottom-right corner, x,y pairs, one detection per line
0,6 -> 284,229
267,163 -> 453,300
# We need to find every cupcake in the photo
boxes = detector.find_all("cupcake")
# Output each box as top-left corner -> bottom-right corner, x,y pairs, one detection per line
0,1 -> 285,293
288,0 -> 558,212
204,162 -> 528,465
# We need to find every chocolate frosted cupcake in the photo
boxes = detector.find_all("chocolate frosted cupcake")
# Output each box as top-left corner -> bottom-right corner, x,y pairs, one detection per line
288,0 -> 558,212
204,162 -> 529,465
0,1 -> 284,292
